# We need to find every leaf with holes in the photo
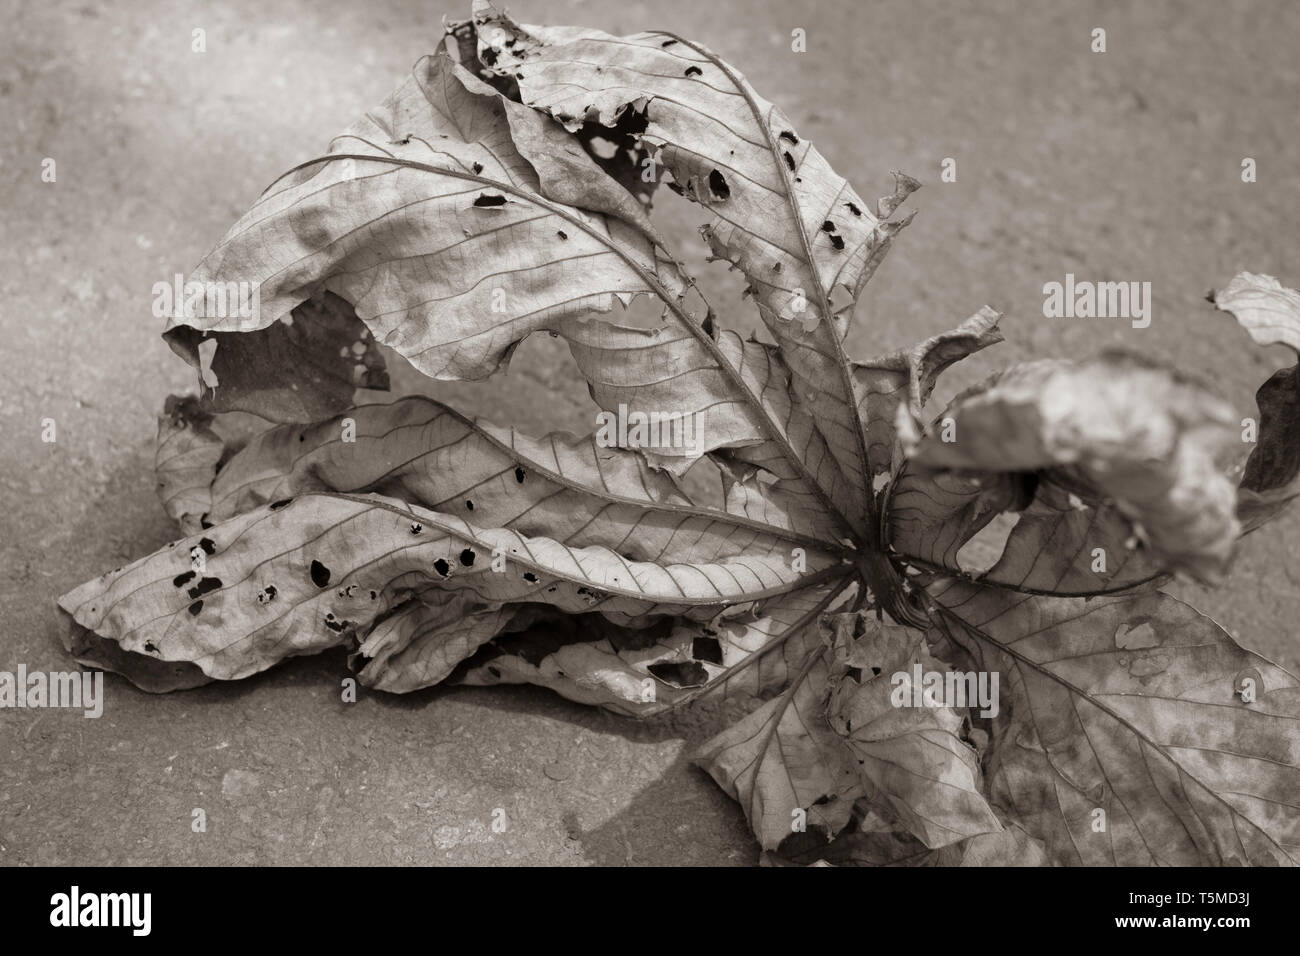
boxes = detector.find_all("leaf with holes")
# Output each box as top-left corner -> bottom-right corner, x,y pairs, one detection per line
55,0 -> 1299,868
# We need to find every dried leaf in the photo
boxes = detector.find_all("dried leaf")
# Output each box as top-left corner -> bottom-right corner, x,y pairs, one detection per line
204,395 -> 838,563
694,638 -> 861,850
695,610 -> 1002,853
1212,271 -> 1300,531
890,351 -> 1241,584
852,306 -> 1003,479
353,591 -> 517,692
170,53 -> 683,416
825,617 -> 1002,848
889,470 -> 1165,595
58,491 -> 844,683
155,394 -> 223,533
52,2 -> 1297,869
63,623 -> 212,694
470,0 -> 913,526
928,576 -> 1300,865
459,581 -> 844,713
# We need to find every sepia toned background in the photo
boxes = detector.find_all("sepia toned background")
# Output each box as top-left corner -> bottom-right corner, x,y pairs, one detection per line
2,0 -> 1297,865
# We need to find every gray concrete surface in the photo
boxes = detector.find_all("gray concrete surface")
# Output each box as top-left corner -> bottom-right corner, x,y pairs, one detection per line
2,0 -> 1297,865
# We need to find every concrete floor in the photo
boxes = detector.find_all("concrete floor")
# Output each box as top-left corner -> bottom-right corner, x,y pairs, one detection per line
2,0 -> 1298,865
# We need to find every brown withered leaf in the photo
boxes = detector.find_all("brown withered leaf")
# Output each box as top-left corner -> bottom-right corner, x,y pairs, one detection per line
1213,271 -> 1300,531
889,351 -> 1241,586
470,0 -> 920,527
694,629 -> 862,850
927,576 -> 1300,865
59,491 -> 846,683
155,394 -> 223,534
825,618 -> 1002,848
456,582 -> 844,715
695,611 -> 1001,853
55,2 -> 1294,869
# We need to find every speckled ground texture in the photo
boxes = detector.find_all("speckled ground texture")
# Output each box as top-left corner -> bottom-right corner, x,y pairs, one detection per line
2,0 -> 1298,866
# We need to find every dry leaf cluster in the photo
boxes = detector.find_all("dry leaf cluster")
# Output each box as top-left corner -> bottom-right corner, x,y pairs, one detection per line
59,1 -> 1300,865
